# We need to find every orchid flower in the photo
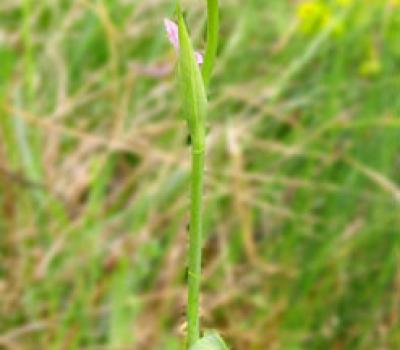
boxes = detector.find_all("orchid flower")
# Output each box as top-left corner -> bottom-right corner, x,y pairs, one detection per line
164,18 -> 204,65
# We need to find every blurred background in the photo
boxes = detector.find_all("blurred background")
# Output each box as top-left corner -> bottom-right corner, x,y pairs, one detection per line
1,0 -> 400,349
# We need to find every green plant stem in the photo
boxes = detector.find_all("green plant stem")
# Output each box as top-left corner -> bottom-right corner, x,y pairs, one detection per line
22,0 -> 34,103
187,146 -> 205,347
202,0 -> 219,88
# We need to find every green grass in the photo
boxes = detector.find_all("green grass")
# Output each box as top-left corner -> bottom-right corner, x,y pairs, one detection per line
1,0 -> 400,349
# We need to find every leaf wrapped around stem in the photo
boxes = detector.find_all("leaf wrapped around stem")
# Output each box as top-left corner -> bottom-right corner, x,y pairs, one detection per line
177,6 -> 207,152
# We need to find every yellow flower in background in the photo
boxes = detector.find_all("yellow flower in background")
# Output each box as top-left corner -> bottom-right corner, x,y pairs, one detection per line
297,0 -> 331,34
359,43 -> 382,78
359,58 -> 381,77
297,0 -> 354,37
335,0 -> 353,6
332,20 -> 345,37
390,0 -> 400,7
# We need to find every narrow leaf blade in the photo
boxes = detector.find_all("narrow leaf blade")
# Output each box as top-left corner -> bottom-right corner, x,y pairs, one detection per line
202,0 -> 219,88
177,7 -> 207,150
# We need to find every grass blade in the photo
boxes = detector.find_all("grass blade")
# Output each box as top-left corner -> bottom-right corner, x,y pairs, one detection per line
202,0 -> 219,88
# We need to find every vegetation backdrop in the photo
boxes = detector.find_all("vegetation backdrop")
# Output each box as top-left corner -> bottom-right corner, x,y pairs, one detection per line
1,0 -> 400,349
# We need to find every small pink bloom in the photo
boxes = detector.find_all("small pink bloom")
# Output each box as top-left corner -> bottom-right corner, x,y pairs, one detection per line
164,18 -> 203,65
194,51 -> 204,65
164,18 -> 179,49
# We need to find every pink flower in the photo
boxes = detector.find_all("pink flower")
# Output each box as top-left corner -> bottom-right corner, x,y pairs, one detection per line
164,18 -> 203,65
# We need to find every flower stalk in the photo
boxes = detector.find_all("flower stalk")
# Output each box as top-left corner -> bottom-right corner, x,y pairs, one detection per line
165,1 -> 223,349
187,146 -> 204,346
184,1 -> 219,347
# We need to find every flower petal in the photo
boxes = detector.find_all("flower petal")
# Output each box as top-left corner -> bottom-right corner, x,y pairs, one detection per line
164,18 -> 179,49
195,51 -> 204,65
164,18 -> 203,65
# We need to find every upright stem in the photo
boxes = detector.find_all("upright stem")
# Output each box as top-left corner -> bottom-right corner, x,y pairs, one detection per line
202,0 -> 219,89
22,0 -> 35,103
187,147 -> 205,347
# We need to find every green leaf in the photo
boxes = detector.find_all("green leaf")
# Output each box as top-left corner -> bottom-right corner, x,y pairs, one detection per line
202,0 -> 219,88
189,331 -> 229,350
177,6 -> 207,152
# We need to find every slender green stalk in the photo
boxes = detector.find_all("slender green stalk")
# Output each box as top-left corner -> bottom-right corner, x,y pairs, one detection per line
175,2 -> 221,348
22,0 -> 35,103
202,0 -> 219,88
186,2 -> 219,343
187,147 -> 205,346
